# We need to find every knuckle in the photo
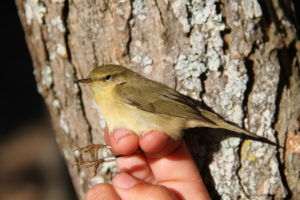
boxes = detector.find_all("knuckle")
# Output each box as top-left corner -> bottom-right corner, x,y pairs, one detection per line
85,184 -> 112,200
141,185 -> 177,200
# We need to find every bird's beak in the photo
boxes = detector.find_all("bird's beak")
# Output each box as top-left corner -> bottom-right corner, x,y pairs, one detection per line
76,78 -> 94,83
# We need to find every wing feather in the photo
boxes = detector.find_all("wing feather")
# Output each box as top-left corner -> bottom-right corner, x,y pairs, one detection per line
115,80 -> 216,125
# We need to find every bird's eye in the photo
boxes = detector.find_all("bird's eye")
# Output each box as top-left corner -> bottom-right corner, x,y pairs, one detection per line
105,75 -> 111,81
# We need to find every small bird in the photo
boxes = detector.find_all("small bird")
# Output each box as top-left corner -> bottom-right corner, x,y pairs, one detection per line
77,64 -> 269,143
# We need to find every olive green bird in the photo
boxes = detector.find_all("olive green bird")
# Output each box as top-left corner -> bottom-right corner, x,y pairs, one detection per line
78,64 -> 268,142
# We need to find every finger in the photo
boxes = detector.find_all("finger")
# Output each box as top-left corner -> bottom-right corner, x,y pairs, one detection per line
107,129 -> 139,155
148,142 -> 210,200
140,131 -> 182,158
104,126 -> 110,145
116,151 -> 154,182
112,172 -> 178,200
85,183 -> 120,200
115,131 -> 179,182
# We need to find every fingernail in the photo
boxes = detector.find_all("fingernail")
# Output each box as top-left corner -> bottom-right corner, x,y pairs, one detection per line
142,131 -> 168,142
143,130 -> 160,138
114,173 -> 139,189
113,129 -> 132,142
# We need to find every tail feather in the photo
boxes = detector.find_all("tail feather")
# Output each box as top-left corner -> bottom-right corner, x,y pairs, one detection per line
197,108 -> 281,147
198,108 -> 259,138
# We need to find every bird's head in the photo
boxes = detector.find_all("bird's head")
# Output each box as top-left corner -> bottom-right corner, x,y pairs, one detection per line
77,64 -> 133,95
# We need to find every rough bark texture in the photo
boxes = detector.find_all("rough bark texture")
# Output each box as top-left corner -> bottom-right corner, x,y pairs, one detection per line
16,0 -> 299,199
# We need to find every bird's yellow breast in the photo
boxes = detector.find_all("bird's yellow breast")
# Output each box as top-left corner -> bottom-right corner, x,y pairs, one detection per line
91,86 -> 184,140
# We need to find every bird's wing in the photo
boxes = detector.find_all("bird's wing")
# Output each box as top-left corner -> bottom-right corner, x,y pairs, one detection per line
115,80 -> 216,125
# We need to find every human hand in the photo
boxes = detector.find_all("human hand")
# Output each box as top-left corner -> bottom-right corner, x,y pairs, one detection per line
85,128 -> 210,200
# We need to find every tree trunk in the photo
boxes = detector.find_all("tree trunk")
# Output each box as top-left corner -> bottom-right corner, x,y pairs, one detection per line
16,0 -> 299,199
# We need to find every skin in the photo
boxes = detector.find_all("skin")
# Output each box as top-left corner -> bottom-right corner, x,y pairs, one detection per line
85,128 -> 211,200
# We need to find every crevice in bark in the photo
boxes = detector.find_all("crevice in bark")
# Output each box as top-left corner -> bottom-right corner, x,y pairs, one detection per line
62,0 -> 72,62
62,0 -> 93,145
153,0 -> 164,26
126,0 -> 133,60
215,1 -> 222,15
242,54 -> 255,125
275,0 -> 300,38
272,44 -> 295,199
259,2 -> 297,198
257,0 -> 272,42
258,0 -> 282,41
40,28 -> 50,63
273,43 -> 294,128
276,149 -> 292,200
199,72 -> 208,100
185,0 -> 192,37
236,46 -> 257,198
75,87 -> 93,146
71,51 -> 94,145
220,27 -> 230,53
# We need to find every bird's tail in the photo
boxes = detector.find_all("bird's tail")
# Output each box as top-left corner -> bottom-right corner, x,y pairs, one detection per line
197,108 -> 258,138
196,108 -> 281,147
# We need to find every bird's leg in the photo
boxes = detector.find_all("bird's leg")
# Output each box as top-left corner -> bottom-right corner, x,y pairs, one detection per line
73,144 -> 110,172
74,157 -> 116,177
75,156 -> 121,168
74,144 -> 110,158
73,144 -> 125,176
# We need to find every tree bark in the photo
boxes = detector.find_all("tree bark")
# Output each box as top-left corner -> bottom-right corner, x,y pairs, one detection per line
16,0 -> 299,199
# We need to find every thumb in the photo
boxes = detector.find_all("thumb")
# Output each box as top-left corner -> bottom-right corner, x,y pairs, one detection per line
112,173 -> 178,200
